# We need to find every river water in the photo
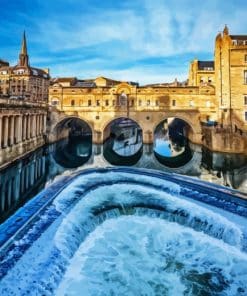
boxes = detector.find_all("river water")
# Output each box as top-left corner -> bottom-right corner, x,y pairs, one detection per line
0,138 -> 246,223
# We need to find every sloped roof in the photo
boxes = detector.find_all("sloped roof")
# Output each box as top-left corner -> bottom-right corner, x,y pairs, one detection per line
230,35 -> 247,40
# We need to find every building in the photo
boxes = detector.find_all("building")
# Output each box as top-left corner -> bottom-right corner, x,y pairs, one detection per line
48,26 -> 247,153
188,25 -> 247,130
0,32 -> 49,101
0,32 -> 49,167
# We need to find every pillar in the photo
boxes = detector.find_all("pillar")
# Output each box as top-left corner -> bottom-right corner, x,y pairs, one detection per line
33,115 -> 36,138
18,115 -> 23,143
23,115 -> 27,141
3,116 -> 9,148
9,116 -> 15,146
43,114 -> 46,134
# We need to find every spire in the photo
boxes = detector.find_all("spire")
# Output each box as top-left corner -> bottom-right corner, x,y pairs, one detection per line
19,31 -> 29,67
21,31 -> 27,55
223,24 -> 229,36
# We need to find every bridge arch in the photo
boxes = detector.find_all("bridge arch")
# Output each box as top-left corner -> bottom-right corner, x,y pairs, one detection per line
102,117 -> 143,165
49,113 -> 94,143
101,116 -> 145,142
51,116 -> 93,168
152,114 -> 201,135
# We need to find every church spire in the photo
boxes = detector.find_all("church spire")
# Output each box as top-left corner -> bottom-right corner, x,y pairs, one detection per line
223,24 -> 229,36
19,31 -> 29,67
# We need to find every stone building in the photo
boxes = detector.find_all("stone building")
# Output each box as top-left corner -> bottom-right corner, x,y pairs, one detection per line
0,32 -> 49,101
0,32 -> 49,167
188,25 -> 247,131
48,27 -> 247,154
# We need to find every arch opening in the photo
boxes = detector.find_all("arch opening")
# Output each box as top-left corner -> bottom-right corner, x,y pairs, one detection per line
153,117 -> 194,168
103,117 -> 143,165
53,117 -> 92,168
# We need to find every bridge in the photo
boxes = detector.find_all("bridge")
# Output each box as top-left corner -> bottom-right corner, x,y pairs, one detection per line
48,80 -> 217,145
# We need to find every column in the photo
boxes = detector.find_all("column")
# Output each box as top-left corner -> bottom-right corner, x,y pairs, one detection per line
3,116 -> 9,148
22,115 -> 26,141
43,114 -> 46,134
36,115 -> 39,136
39,115 -> 42,135
9,116 -> 15,146
33,115 -> 37,138
17,115 -> 23,143
14,116 -> 18,144
27,115 -> 30,140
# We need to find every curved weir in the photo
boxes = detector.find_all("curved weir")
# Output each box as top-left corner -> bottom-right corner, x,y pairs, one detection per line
0,168 -> 246,295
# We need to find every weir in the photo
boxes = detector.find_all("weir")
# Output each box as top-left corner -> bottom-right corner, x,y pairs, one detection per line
0,168 -> 246,295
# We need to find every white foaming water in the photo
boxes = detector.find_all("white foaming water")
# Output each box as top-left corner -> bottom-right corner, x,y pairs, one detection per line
0,171 -> 246,295
56,216 -> 247,296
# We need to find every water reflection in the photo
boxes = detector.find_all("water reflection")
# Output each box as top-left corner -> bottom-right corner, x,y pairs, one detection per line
53,137 -> 92,168
53,117 -> 92,168
154,118 -> 193,167
103,118 -> 143,165
0,138 -> 246,222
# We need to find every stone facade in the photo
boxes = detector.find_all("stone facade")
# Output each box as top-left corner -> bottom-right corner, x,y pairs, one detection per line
49,77 -> 218,146
0,32 -> 49,102
189,25 -> 247,132
0,33 -> 49,167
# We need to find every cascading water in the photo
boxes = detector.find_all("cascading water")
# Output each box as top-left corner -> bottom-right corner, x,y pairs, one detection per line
0,168 -> 246,295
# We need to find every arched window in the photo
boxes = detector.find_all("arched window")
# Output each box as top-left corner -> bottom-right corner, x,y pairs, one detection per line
119,92 -> 127,106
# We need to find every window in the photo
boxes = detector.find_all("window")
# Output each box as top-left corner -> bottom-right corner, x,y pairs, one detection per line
105,100 -> 109,106
96,100 -> 100,106
244,70 -> 247,84
245,111 -> 247,121
88,99 -> 91,106
244,95 -> 247,105
112,100 -> 115,106
172,100 -> 176,106
71,100 -> 75,106
245,55 -> 247,62
147,99 -> 150,106
155,100 -> 159,106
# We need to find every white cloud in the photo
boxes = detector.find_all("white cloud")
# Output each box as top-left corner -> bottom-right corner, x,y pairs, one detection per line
9,0 -> 247,83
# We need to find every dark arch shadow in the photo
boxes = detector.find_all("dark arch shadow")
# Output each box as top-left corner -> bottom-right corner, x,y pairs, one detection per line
103,117 -> 143,166
153,118 -> 194,168
53,117 -> 92,168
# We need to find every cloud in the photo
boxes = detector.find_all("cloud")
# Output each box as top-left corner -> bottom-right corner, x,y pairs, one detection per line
1,0 -> 247,84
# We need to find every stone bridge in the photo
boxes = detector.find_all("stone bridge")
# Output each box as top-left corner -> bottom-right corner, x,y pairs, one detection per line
48,107 -> 203,145
48,81 -> 217,145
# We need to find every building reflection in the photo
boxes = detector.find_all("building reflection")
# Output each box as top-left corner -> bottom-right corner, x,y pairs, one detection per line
0,140 -> 246,223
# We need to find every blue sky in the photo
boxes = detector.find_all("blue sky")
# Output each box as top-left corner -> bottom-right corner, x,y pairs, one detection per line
1,0 -> 247,85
